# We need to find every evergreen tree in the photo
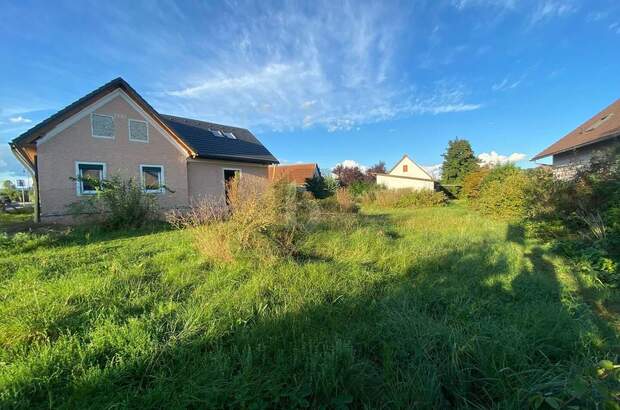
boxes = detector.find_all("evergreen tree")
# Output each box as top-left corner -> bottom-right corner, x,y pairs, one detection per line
441,139 -> 479,186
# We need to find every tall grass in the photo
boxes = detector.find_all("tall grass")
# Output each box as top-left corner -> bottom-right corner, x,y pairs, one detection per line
0,205 -> 617,408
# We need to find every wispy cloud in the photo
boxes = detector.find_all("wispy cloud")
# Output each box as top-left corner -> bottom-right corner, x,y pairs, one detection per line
478,151 -> 526,165
609,22 -> 620,34
492,74 -> 525,91
452,0 -> 517,10
8,116 -> 32,124
586,11 -> 608,22
530,1 -> 577,25
157,1 -> 481,132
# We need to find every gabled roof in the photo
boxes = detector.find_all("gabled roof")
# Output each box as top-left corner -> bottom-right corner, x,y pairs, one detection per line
161,115 -> 278,164
533,99 -> 620,160
10,77 -> 191,154
10,77 -> 278,165
268,163 -> 320,184
388,154 -> 435,180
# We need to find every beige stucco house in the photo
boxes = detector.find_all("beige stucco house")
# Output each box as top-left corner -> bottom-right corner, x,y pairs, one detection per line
532,98 -> 620,179
375,155 -> 435,190
9,78 -> 278,223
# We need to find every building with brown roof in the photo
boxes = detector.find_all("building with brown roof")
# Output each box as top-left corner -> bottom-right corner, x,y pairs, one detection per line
268,163 -> 321,187
532,99 -> 620,179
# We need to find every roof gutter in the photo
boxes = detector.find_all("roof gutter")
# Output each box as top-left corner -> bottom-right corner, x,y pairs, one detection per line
9,143 -> 35,175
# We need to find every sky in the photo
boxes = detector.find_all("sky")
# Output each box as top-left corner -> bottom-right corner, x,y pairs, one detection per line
1,0 -> 619,182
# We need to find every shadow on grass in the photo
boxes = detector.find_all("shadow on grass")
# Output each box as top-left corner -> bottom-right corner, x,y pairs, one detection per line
3,218 -> 617,409
0,222 -> 174,256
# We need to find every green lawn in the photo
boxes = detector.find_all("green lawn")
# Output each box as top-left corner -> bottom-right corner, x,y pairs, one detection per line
0,205 -> 617,408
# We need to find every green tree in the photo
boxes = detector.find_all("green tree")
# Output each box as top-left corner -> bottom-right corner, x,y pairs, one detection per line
1,180 -> 20,202
441,139 -> 479,188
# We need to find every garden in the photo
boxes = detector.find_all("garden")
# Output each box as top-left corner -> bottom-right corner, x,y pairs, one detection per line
0,143 -> 618,408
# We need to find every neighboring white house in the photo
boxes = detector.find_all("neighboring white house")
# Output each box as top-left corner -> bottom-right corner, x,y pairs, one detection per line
376,154 -> 435,190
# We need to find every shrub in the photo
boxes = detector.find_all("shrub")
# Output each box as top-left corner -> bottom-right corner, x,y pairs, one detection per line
362,188 -> 447,208
474,165 -> 530,220
348,180 -> 379,196
334,188 -> 359,213
176,176 -> 319,262
68,175 -> 158,229
304,175 -> 338,199
461,167 -> 491,201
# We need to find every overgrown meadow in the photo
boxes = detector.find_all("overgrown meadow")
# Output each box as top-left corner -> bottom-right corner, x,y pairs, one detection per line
1,201 -> 618,408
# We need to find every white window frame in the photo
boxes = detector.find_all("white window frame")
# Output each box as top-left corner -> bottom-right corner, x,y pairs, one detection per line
128,118 -> 149,143
222,167 -> 242,189
140,164 -> 165,194
90,113 -> 115,139
223,131 -> 236,139
75,161 -> 106,196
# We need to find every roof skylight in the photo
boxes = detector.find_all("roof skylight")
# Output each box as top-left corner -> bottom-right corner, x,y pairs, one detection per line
584,113 -> 613,132
223,131 -> 236,139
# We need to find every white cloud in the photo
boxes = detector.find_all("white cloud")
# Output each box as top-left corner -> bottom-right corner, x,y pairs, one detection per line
332,160 -> 367,172
423,164 -> 443,179
530,1 -> 577,25
157,2 -> 481,132
8,116 -> 32,124
478,151 -> 526,166
609,22 -> 620,34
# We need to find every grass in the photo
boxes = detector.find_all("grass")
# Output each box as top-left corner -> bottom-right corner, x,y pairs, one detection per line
0,209 -> 35,233
0,204 -> 617,408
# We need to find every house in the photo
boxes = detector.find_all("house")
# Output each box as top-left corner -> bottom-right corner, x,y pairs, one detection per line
9,77 -> 278,223
268,163 -> 321,188
532,99 -> 620,179
375,154 -> 435,190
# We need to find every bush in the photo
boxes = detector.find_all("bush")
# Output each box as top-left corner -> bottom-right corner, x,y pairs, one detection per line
475,166 -> 530,220
348,180 -> 379,196
334,188 -> 359,213
304,175 -> 338,199
68,175 -> 158,230
361,188 -> 447,208
461,167 -> 491,201
173,176 -> 319,262
463,147 -> 619,287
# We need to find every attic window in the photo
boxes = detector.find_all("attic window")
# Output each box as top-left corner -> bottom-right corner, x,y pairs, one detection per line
91,114 -> 114,139
129,119 -> 148,142
210,129 -> 224,137
403,164 -> 408,172
585,113 -> 613,132
223,131 -> 236,139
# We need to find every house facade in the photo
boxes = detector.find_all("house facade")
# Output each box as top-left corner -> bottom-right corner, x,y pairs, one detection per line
532,99 -> 620,179
9,78 -> 278,223
375,155 -> 435,190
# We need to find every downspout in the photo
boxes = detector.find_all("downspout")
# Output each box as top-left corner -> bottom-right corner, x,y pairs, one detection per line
9,143 -> 39,223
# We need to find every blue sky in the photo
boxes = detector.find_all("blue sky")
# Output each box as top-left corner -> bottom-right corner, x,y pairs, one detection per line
1,0 -> 619,181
